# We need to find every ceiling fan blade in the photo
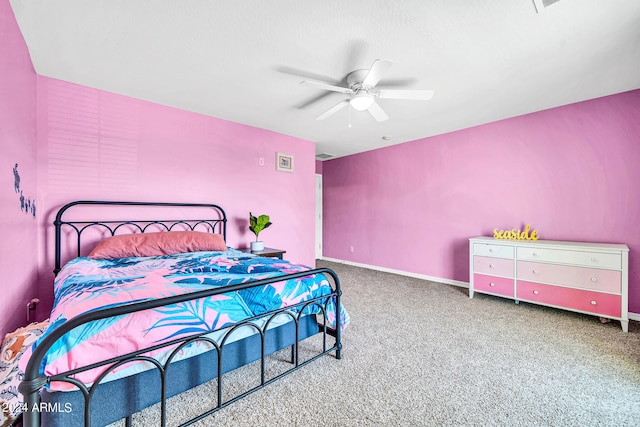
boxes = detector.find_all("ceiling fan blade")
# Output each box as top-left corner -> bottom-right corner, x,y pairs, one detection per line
316,100 -> 350,120
295,91 -> 335,110
376,77 -> 418,87
367,101 -> 389,122
377,89 -> 434,100
362,59 -> 393,88
275,65 -> 335,83
300,80 -> 353,94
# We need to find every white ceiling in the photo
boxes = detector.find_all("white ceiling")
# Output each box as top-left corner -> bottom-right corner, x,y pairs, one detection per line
10,0 -> 640,159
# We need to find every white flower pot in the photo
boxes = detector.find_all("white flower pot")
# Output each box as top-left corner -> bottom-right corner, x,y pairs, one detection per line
250,241 -> 264,252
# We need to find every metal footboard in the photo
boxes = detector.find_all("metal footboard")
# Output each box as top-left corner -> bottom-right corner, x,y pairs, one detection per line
19,268 -> 343,427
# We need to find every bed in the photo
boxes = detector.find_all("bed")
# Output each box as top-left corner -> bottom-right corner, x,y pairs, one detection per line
18,201 -> 348,427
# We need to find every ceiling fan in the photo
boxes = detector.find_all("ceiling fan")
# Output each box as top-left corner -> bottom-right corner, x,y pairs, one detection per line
299,59 -> 434,122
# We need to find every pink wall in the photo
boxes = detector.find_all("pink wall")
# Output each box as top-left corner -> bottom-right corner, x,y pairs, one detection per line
323,90 -> 640,314
1,2 -> 317,333
0,0 -> 39,335
33,77 -> 317,318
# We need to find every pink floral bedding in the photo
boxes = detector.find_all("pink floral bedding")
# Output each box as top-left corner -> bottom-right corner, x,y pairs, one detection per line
21,249 -> 349,390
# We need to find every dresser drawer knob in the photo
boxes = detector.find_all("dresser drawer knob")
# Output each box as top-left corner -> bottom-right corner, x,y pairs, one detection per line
532,252 -> 537,257
489,282 -> 495,287
489,264 -> 494,269
591,300 -> 597,306
591,257 -> 598,263
591,277 -> 597,282
533,290 -> 539,295
489,248 -> 493,252
532,269 -> 539,274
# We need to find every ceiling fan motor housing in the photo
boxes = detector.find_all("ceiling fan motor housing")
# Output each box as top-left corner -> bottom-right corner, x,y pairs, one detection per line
347,69 -> 372,92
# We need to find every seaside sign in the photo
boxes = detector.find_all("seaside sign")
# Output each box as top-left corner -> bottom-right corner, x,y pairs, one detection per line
493,224 -> 539,241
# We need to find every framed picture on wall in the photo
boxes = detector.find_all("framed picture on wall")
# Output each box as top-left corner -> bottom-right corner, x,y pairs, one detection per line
276,152 -> 294,173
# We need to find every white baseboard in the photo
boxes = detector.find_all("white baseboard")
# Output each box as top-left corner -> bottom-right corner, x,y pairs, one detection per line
319,257 -> 469,288
319,257 -> 640,322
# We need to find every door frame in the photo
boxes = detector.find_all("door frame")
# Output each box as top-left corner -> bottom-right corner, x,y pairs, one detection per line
315,174 -> 322,259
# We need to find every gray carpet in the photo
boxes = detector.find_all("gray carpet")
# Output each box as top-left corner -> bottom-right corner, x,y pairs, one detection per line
112,260 -> 640,426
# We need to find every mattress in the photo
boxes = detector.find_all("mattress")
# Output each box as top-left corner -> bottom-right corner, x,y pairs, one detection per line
21,248 -> 349,391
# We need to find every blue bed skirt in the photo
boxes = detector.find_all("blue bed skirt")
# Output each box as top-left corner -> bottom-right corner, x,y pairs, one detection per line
39,315 -> 319,426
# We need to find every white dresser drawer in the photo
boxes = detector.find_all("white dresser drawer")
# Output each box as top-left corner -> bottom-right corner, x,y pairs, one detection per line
473,243 -> 514,259
516,247 -> 622,270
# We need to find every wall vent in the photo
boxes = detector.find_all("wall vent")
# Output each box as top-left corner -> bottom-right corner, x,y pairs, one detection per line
533,0 -> 561,13
316,153 -> 334,160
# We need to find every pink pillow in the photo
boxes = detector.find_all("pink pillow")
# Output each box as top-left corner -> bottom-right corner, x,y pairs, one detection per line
88,231 -> 227,259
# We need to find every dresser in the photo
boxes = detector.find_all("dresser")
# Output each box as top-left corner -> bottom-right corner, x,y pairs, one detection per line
469,237 -> 629,332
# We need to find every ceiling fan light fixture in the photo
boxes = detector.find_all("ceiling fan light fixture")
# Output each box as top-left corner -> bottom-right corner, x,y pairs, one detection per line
350,94 -> 374,111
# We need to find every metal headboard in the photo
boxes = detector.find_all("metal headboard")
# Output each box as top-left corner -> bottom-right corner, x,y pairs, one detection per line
54,200 -> 227,275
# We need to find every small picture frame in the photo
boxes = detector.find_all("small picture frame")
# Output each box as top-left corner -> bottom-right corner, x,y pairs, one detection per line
276,152 -> 294,173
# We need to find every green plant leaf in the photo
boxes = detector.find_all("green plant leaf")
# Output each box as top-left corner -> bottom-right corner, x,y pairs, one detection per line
249,212 -> 272,240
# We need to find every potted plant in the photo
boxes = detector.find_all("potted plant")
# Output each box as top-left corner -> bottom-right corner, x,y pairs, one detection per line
249,212 -> 272,252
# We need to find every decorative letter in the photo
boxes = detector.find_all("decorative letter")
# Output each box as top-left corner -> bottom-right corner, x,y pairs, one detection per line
493,223 -> 540,241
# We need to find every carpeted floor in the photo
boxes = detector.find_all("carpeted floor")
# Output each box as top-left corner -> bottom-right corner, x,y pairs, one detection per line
113,260 -> 640,426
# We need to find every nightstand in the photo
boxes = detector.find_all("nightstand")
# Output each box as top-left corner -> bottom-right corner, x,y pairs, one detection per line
238,247 -> 286,260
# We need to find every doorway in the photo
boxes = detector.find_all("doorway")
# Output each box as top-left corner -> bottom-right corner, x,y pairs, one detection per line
315,174 -> 322,259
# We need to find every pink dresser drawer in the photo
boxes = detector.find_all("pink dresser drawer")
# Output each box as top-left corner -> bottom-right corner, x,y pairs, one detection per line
473,274 -> 514,298
474,256 -> 514,277
516,280 -> 621,317
517,261 -> 621,293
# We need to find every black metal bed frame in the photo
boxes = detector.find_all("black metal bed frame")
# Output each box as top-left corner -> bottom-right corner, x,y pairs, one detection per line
19,201 -> 343,427
52,200 -> 230,276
